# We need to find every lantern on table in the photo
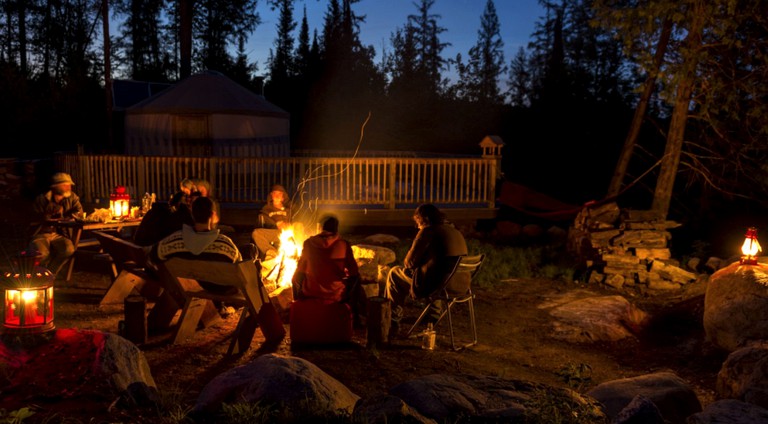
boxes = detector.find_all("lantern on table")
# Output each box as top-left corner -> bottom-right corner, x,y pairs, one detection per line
740,227 -> 762,265
1,251 -> 55,335
110,185 -> 130,219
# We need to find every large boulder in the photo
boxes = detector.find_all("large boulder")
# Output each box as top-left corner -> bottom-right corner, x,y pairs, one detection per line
389,373 -> 605,422
0,329 -> 157,409
716,344 -> 768,409
353,244 -> 396,285
703,262 -> 768,351
687,399 -> 768,424
193,353 -> 359,420
585,371 -> 701,424
541,293 -> 647,343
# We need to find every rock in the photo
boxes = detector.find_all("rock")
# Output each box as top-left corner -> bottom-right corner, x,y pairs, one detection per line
546,295 -> 647,343
649,260 -> 697,284
99,332 -> 158,404
586,371 -> 701,423
614,394 -> 665,424
716,345 -> 768,409
521,224 -> 543,239
353,244 -> 397,283
687,257 -> 701,272
363,234 -> 400,245
495,220 -> 522,239
546,225 -> 568,245
687,399 -> 768,424
193,353 -> 360,419
0,329 -> 158,409
389,374 -> 605,422
704,257 -> 724,273
352,244 -> 396,266
353,395 -> 436,424
703,262 -> 768,351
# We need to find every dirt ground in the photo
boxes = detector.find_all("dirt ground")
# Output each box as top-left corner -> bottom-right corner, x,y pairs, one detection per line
0,202 -> 727,422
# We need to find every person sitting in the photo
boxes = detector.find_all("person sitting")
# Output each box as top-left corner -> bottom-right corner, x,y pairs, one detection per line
251,184 -> 292,261
30,172 -> 84,277
292,215 -> 359,303
179,178 -> 195,196
192,178 -> 212,198
151,196 -> 242,294
133,192 -> 188,247
382,204 -> 468,332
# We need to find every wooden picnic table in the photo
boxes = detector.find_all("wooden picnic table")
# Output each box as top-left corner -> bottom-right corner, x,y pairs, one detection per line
51,218 -> 143,282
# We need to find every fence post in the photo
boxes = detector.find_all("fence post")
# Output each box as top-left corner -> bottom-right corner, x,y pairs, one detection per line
479,136 -> 505,209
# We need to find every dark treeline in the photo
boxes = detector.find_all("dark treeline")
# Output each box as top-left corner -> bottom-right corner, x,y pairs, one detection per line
2,0 -> 768,238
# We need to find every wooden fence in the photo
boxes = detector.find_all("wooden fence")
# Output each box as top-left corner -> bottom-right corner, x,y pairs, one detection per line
55,153 -> 501,211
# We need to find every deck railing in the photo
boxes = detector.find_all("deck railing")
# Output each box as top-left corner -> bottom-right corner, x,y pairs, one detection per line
55,153 -> 501,210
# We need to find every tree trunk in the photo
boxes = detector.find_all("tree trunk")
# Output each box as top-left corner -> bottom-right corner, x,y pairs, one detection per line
651,1 -> 705,219
102,0 -> 113,149
607,18 -> 672,198
18,0 -> 26,73
179,0 -> 193,79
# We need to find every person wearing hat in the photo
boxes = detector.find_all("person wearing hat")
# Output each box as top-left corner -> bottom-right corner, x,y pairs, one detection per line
291,215 -> 359,303
251,184 -> 294,261
30,172 -> 83,276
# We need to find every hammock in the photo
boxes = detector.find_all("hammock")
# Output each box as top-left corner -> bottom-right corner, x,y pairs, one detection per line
496,182 -> 592,222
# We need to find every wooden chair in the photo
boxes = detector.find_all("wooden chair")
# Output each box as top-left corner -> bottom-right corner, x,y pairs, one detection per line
160,257 -> 269,355
92,231 -> 159,307
406,254 -> 485,351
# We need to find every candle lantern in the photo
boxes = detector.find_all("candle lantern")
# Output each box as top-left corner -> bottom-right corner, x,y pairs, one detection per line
1,251 -> 55,335
109,185 -> 130,218
740,227 -> 762,265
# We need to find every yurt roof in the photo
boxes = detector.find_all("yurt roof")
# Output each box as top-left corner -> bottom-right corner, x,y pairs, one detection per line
126,71 -> 289,118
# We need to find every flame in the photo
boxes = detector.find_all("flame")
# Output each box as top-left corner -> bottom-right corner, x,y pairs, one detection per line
742,236 -> 762,257
261,225 -> 305,292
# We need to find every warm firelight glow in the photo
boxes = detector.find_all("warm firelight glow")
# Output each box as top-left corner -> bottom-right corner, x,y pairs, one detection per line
262,225 -> 305,292
740,227 -> 762,265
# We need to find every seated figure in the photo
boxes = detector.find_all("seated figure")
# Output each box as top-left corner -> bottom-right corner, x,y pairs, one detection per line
292,215 -> 359,302
151,196 -> 242,294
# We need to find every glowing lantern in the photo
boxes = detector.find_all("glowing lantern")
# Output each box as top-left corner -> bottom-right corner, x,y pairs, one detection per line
109,185 -> 130,218
740,227 -> 762,265
1,252 -> 55,335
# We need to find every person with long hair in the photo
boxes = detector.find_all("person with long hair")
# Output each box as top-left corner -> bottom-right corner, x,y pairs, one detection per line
383,204 -> 468,335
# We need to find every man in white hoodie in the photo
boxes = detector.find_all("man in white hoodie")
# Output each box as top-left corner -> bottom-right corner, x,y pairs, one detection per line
152,196 -> 242,294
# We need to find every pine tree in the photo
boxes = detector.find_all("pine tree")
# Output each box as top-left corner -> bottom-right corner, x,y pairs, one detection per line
507,47 -> 531,107
268,0 -> 296,84
457,0 -> 506,104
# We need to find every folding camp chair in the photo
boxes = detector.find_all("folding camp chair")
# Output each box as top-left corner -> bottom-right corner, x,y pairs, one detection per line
406,254 -> 485,351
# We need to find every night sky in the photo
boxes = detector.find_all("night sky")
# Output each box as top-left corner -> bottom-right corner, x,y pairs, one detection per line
248,0 -> 546,83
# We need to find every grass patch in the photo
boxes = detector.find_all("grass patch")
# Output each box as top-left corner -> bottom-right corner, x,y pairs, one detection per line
389,236 -> 580,287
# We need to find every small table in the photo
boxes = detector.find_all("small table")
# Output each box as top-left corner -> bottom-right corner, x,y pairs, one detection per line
53,219 -> 143,282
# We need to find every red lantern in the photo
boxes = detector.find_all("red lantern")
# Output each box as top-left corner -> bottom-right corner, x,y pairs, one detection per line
109,185 -> 130,218
1,252 -> 55,335
740,227 -> 762,265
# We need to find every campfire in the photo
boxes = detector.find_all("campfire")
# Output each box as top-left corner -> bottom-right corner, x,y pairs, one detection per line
261,224 -> 305,294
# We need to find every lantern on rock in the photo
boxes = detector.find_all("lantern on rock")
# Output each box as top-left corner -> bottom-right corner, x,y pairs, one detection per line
1,251 -> 55,335
740,227 -> 762,265
110,185 -> 130,218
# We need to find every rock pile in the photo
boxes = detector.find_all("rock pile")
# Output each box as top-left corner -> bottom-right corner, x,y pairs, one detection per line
568,202 -> 698,292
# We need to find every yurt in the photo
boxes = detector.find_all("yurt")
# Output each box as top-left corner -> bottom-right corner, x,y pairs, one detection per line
123,71 -> 289,157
